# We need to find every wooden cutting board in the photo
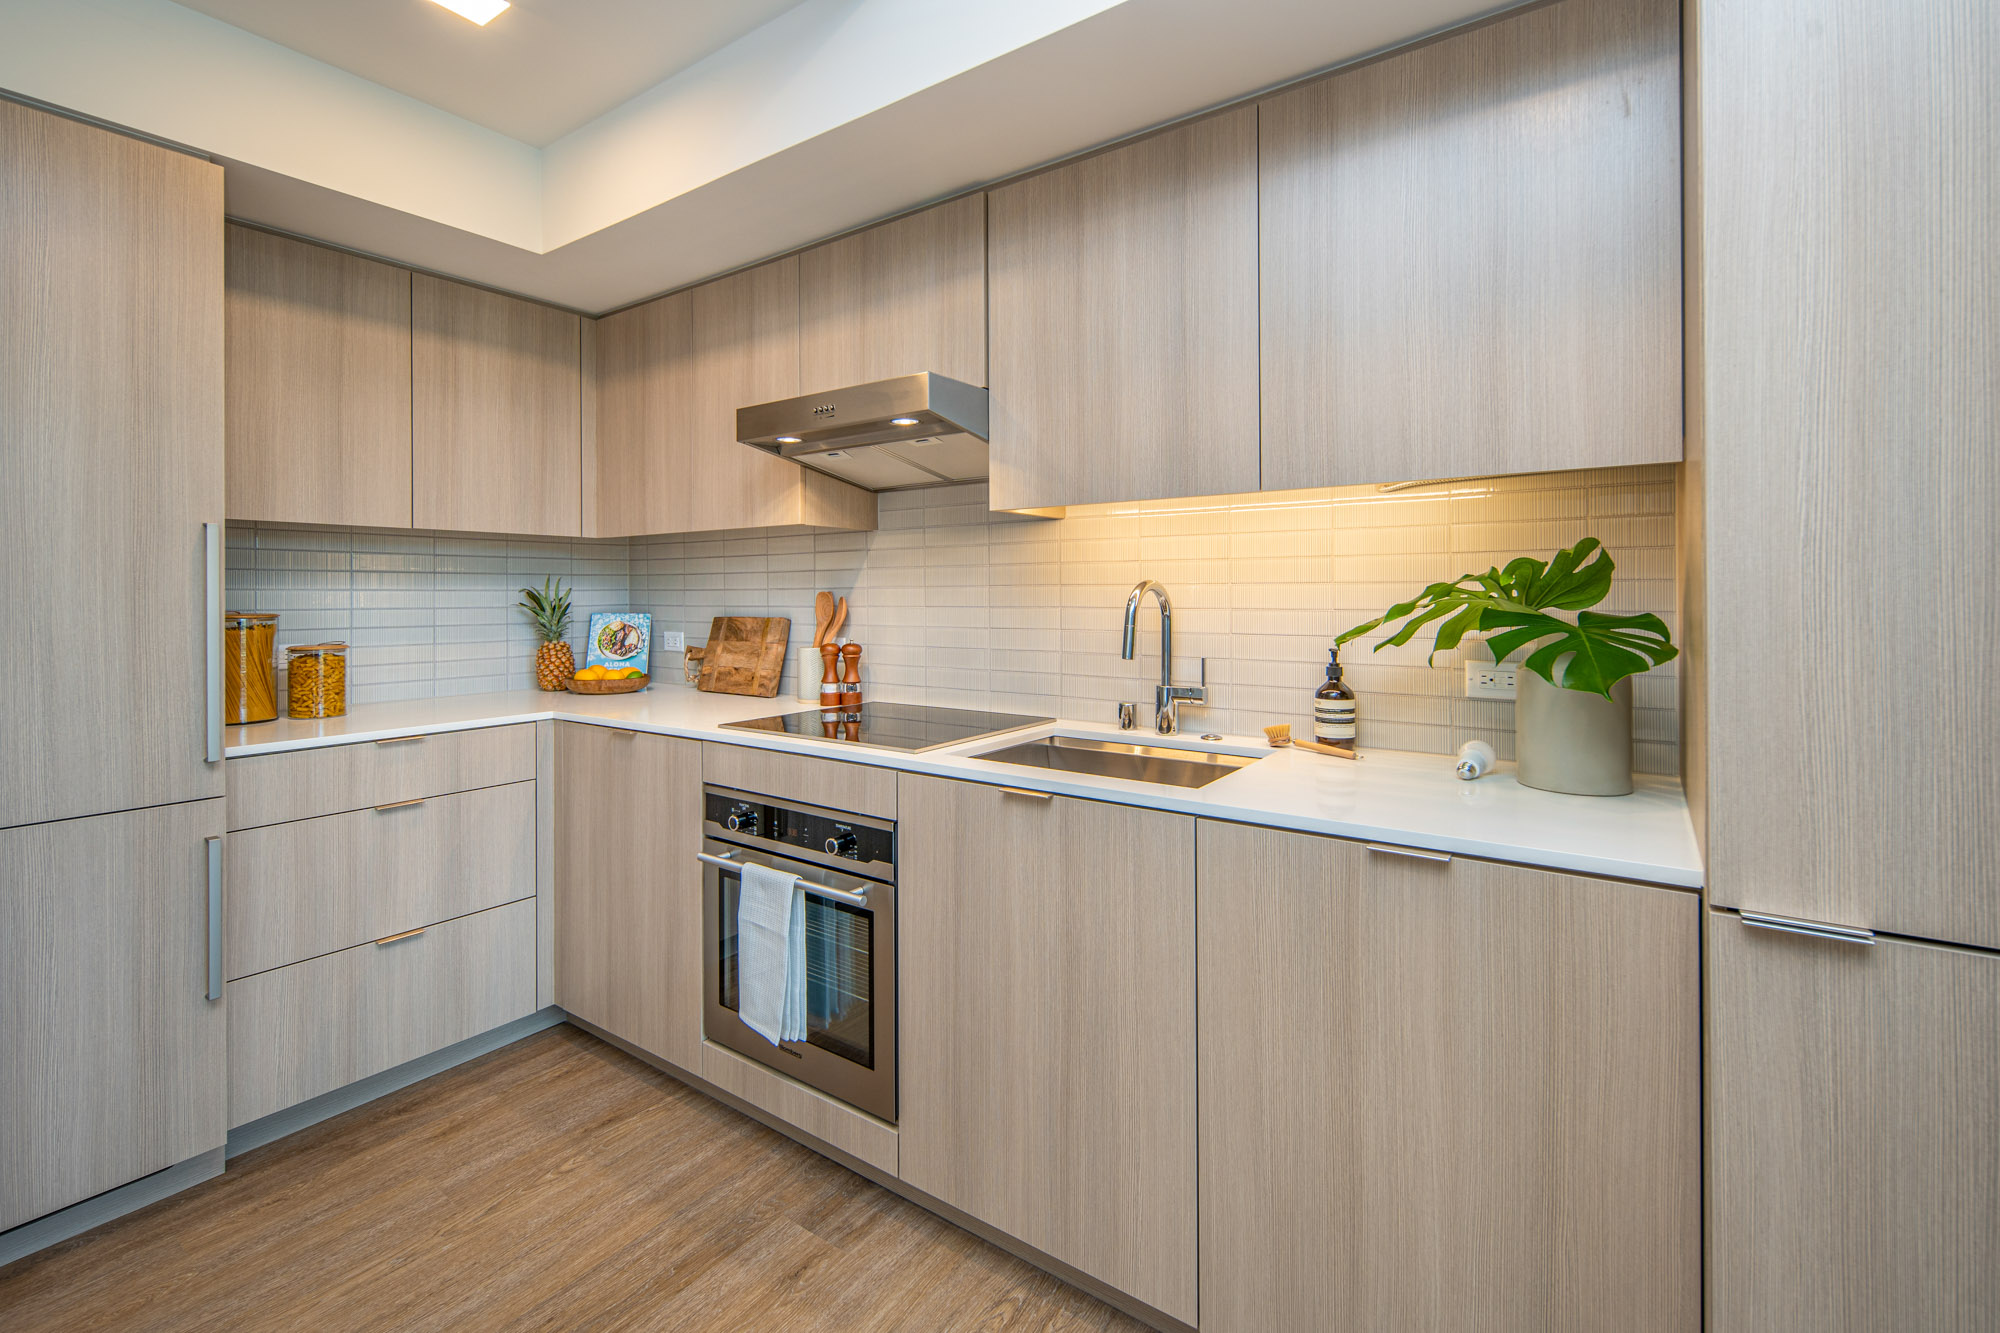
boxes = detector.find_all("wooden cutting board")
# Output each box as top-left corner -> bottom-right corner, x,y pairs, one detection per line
696,616 -> 791,697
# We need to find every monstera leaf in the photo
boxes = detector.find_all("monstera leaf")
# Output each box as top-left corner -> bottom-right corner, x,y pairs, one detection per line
1335,538 -> 1677,698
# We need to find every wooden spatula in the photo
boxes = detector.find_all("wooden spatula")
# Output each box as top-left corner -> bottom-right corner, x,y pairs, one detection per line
828,596 -> 848,641
813,591 -> 835,647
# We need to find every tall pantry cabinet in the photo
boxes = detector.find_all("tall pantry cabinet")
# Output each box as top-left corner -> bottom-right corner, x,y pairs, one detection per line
0,101 -> 228,1232
1691,0 -> 2000,1325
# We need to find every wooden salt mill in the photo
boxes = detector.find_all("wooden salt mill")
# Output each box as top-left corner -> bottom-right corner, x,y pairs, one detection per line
839,643 -> 862,707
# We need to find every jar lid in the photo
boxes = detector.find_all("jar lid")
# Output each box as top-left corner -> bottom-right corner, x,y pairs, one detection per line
285,642 -> 348,656
226,611 -> 278,623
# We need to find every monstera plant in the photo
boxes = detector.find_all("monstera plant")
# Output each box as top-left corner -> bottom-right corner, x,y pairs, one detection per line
1336,538 -> 1676,697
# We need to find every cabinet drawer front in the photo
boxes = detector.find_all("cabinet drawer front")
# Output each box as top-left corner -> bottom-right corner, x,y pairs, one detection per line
226,724 -> 535,830
226,780 -> 535,980
227,898 -> 535,1127
702,741 -> 897,818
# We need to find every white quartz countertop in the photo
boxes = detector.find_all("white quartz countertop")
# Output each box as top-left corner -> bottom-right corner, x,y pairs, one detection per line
226,684 -> 1704,888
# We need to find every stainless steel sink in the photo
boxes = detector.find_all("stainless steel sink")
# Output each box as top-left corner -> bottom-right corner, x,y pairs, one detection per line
972,734 -> 1261,789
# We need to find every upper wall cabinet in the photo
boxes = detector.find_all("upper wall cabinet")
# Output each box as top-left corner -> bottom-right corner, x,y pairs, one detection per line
225,226 -> 413,529
1259,0 -> 1682,490
590,259 -> 875,538
988,108 -> 1261,510
799,194 -> 987,393
412,274 -> 582,537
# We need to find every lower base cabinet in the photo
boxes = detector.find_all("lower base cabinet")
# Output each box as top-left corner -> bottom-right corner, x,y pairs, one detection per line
898,776 -> 1198,1324
553,724 -> 703,1069
0,800 -> 227,1231
1709,913 -> 2000,1332
227,898 -> 535,1126
1196,820 -> 1699,1333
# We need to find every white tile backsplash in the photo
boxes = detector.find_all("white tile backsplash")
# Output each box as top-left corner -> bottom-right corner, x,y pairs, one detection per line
629,464 -> 1682,774
229,463 -> 1681,774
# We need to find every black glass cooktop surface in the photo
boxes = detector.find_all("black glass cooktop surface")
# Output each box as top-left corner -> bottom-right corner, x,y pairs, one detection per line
721,702 -> 1052,753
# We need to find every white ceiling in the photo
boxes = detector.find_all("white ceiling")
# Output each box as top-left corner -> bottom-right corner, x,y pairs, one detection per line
173,0 -> 810,145
3,0 -> 1532,312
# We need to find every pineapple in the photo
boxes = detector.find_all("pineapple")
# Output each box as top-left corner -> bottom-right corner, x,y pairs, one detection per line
518,577 -> 575,691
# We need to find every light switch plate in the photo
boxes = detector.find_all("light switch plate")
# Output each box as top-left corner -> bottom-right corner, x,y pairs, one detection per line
1464,660 -> 1518,699
658,630 -> 685,653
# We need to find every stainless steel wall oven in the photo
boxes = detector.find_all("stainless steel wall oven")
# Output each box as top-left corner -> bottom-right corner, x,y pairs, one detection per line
699,783 -> 896,1122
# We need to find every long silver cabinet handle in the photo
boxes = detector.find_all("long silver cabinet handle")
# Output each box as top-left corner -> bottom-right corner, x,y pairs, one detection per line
1366,842 -> 1452,864
204,522 -> 223,763
374,798 -> 426,812
695,851 -> 871,908
997,786 -> 1054,801
205,836 -> 223,1001
1739,910 -> 1875,946
373,735 -> 426,747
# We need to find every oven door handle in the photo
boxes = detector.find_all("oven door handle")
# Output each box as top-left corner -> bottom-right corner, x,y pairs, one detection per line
697,851 -> 871,908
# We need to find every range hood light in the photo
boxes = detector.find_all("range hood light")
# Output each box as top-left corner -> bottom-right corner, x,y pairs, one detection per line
890,417 -> 920,427
775,436 -> 803,445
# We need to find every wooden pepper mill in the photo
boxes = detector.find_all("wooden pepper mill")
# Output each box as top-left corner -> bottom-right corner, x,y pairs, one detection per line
839,642 -> 862,707
819,643 -> 842,710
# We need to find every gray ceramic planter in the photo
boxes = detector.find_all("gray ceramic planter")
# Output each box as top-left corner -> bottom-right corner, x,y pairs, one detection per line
1515,667 -> 1633,796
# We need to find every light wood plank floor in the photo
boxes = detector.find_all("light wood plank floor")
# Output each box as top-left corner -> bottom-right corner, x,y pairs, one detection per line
0,1026 -> 1151,1332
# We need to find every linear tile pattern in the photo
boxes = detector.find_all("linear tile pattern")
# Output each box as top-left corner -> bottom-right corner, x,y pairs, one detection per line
632,466 -> 1681,772
224,524 -> 630,705
229,464 -> 1678,772
0,1026 -> 1148,1332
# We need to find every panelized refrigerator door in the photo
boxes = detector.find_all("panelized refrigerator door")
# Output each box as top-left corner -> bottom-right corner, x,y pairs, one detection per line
0,100 -> 225,829
0,799 -> 228,1230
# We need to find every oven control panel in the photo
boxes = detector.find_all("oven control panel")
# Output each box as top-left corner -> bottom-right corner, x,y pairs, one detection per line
703,788 -> 895,871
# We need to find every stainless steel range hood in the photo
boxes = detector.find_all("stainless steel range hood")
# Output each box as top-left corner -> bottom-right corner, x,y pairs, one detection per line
736,372 -> 988,492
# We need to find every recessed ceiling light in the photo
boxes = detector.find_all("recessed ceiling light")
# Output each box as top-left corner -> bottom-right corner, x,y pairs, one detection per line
775,436 -> 803,445
890,417 -> 920,427
427,0 -> 510,26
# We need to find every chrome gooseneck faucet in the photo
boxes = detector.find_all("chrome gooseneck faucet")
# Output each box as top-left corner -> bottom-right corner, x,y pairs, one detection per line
1122,580 -> 1206,735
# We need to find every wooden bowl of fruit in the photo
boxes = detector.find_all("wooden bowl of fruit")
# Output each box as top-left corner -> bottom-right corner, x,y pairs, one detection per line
568,665 -> 649,694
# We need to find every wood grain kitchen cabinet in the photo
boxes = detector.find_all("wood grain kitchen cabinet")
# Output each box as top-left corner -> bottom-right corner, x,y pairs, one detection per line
225,724 -> 537,831
224,225 -> 413,528
228,898 -> 535,1128
0,800 -> 227,1231
1196,821 -> 1699,1333
225,780 -> 536,980
987,109 -> 1259,510
1697,0 -> 1999,947
0,101 -> 225,830
589,263 -> 875,538
1709,912 -> 2000,1331
898,776 -> 1197,1324
1259,0 -> 1682,489
413,274 -> 582,537
554,723 -> 704,1068
799,195 -> 987,393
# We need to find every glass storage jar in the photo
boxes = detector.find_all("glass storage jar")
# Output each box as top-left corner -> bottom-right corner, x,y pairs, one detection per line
224,612 -> 279,724
286,642 -> 348,719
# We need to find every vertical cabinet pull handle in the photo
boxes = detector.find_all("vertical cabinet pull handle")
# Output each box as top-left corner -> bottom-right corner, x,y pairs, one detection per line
204,522 -> 223,763
205,836 -> 223,1001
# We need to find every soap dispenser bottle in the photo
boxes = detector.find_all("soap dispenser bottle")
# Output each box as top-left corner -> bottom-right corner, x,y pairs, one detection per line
1314,646 -> 1357,751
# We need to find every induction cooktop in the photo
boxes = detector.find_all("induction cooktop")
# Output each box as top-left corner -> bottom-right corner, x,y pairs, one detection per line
721,701 -> 1053,753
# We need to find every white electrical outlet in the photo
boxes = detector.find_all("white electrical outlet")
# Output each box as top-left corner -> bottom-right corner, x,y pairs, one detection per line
1464,660 -> 1518,699
658,630 -> 685,653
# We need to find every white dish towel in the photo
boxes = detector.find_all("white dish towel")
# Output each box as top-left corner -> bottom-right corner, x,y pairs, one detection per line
736,862 -> 808,1047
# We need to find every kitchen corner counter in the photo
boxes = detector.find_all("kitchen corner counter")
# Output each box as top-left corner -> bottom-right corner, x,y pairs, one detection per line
225,685 -> 1704,889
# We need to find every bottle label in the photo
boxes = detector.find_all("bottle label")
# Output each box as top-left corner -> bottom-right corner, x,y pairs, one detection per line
1315,699 -> 1356,742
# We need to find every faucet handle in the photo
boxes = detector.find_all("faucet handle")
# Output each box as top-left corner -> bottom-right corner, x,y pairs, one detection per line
1163,657 -> 1208,705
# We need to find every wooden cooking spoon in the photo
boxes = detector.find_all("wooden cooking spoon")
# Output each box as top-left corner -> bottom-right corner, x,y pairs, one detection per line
813,590 -> 835,647
828,596 -> 848,642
